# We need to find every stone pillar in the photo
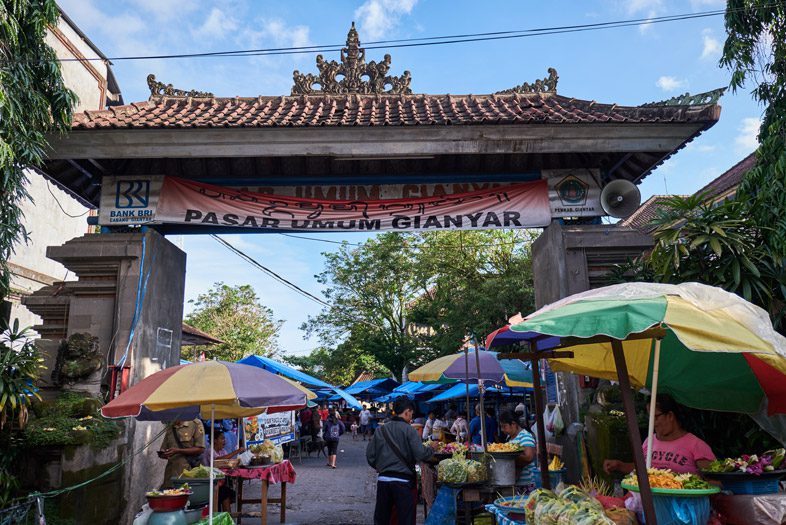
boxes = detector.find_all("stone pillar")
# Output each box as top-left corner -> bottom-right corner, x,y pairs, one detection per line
24,229 -> 186,524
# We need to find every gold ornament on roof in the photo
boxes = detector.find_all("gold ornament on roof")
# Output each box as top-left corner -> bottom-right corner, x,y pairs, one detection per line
495,68 -> 559,94
292,22 -> 412,95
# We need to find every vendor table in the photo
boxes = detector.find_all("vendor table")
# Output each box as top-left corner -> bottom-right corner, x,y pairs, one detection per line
220,460 -> 297,525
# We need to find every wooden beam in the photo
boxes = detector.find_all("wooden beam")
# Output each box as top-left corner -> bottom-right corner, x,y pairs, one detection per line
612,339 -> 658,525
44,123 -> 708,159
530,343 -> 551,490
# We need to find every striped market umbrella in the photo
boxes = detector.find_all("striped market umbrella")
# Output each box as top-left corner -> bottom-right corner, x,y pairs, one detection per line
101,360 -> 308,420
487,282 -> 786,415
408,350 -> 534,388
101,360 -> 308,523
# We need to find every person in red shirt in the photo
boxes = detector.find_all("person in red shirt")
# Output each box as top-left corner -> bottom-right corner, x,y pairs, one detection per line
318,404 -> 330,421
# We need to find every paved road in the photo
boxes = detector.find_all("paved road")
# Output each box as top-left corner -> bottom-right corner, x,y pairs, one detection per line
238,435 -> 379,525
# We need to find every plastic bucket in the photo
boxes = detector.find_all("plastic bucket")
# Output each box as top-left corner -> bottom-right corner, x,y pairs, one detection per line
532,468 -> 566,488
639,495 -> 711,525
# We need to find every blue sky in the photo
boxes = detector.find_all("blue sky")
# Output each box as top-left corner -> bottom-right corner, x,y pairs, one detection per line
58,0 -> 763,357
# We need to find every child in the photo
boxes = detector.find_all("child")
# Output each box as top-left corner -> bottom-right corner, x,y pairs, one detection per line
351,421 -> 359,440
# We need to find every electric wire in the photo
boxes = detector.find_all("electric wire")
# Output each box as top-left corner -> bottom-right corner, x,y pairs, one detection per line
45,179 -> 90,218
13,4 -> 784,64
210,234 -> 329,307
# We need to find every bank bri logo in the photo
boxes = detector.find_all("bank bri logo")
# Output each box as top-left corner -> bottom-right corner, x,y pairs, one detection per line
115,180 -> 150,208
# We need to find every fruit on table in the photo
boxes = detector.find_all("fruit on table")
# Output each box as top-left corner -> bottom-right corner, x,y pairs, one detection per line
549,455 -> 564,471
622,468 -> 709,490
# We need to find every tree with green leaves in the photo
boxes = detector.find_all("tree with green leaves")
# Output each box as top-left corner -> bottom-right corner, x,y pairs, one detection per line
284,342 -> 387,386
185,282 -> 281,361
409,230 -> 536,356
301,233 -> 421,380
301,231 -> 537,379
722,1 -> 786,258
0,0 -> 77,298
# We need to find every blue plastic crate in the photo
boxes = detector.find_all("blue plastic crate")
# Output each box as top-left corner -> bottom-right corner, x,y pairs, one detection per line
721,477 -> 780,495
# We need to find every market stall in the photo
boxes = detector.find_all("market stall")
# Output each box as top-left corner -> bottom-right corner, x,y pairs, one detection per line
485,282 -> 786,525
101,360 -> 308,525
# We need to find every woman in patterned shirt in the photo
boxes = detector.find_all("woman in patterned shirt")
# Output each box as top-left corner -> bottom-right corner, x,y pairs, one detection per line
499,410 -> 537,491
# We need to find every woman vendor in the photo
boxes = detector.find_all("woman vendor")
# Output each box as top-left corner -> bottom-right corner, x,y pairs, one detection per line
499,410 -> 537,490
604,394 -> 715,475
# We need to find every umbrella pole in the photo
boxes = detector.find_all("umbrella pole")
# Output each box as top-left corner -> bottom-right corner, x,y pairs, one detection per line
611,339 -> 658,525
472,342 -> 487,450
209,404 -> 214,525
530,343 -> 550,490
646,338 -> 662,468
465,346 -> 471,441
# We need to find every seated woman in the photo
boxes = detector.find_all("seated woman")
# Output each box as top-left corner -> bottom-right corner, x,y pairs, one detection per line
498,410 -> 537,491
604,394 -> 715,475
203,432 -> 245,512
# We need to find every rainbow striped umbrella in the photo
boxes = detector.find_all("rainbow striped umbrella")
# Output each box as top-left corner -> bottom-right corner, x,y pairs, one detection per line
408,350 -> 533,388
487,282 -> 786,415
101,360 -> 308,420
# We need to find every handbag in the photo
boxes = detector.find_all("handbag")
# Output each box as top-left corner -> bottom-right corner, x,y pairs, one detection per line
172,425 -> 203,468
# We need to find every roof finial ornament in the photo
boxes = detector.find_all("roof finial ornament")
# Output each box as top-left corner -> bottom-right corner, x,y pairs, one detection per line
641,87 -> 726,107
147,74 -> 213,99
495,68 -> 559,95
291,22 -> 412,95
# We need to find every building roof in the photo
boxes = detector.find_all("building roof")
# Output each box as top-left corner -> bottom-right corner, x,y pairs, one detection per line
621,153 -> 756,233
180,323 -> 224,346
695,152 -> 755,200
71,92 -> 720,130
619,195 -> 680,232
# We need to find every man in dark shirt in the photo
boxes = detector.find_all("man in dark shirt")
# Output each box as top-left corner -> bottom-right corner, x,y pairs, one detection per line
367,398 -> 433,525
469,404 -> 498,446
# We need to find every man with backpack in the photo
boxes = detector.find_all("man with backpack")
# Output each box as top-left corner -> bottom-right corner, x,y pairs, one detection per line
366,398 -> 434,525
323,411 -> 345,469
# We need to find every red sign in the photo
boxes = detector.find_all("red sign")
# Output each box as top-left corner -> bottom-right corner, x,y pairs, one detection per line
102,176 -> 552,232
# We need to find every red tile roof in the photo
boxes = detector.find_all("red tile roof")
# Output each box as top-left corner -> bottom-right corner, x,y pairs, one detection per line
621,153 -> 756,232
619,195 -> 681,232
71,93 -> 721,130
695,152 -> 755,200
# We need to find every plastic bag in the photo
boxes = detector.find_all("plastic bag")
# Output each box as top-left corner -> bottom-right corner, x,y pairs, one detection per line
525,488 -> 556,524
238,450 -> 253,466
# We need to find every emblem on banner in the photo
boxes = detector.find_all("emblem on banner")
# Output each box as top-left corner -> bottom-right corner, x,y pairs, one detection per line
555,175 -> 588,206
115,180 -> 151,209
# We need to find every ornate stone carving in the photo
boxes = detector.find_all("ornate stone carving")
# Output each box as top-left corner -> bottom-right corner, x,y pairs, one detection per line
291,22 -> 412,95
147,74 -> 213,98
642,87 -> 725,107
495,68 -> 559,94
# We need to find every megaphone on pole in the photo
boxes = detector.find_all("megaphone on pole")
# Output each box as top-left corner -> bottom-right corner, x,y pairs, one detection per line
600,180 -> 642,218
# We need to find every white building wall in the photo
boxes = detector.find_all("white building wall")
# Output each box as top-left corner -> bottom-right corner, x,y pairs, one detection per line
6,15 -> 113,328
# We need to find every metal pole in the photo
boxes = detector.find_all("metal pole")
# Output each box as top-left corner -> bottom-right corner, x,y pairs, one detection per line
530,342 -> 550,490
209,404 -> 215,524
472,342 -> 487,450
611,339 -> 658,525
465,346 -> 471,441
646,338 -> 662,469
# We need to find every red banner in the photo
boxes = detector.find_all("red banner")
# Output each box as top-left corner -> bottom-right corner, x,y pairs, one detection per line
108,176 -> 552,232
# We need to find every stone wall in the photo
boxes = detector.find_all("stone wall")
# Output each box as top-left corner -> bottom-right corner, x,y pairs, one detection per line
23,230 -> 187,524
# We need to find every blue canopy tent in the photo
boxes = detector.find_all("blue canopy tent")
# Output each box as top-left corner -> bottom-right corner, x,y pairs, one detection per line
374,382 -> 444,402
426,383 -> 531,403
343,378 -> 400,398
237,355 -> 363,410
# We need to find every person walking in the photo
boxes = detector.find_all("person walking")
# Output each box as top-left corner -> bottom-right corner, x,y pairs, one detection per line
323,412 -> 345,468
367,398 -> 434,525
359,406 -> 372,441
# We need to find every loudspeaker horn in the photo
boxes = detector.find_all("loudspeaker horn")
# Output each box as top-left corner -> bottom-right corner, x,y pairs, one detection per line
600,179 -> 641,218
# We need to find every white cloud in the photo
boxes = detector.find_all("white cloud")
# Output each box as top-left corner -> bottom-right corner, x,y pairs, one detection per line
735,117 -> 761,153
129,0 -> 199,21
257,19 -> 311,48
355,0 -> 418,40
701,29 -> 722,60
193,8 -> 238,40
621,0 -> 663,33
656,76 -> 687,92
